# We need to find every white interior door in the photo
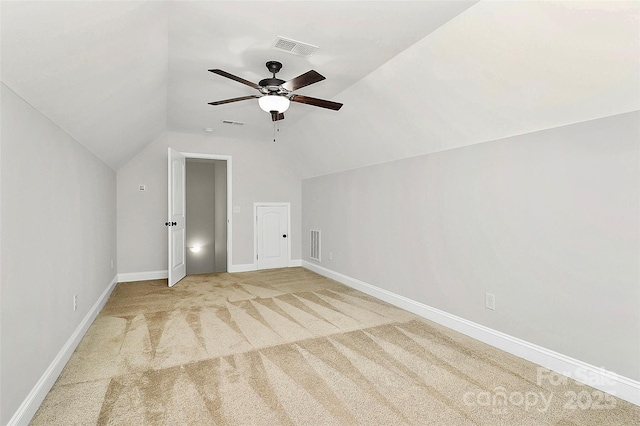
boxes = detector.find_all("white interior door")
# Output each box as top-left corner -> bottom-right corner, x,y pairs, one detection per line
168,148 -> 186,286
256,204 -> 290,270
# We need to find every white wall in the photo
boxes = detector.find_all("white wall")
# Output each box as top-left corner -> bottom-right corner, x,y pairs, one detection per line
117,131 -> 301,275
302,111 -> 640,382
0,84 -> 117,424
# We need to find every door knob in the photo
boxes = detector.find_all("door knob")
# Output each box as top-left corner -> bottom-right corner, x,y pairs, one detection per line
283,234 -> 287,238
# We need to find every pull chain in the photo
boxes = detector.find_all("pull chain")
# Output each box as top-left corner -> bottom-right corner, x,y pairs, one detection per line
273,122 -> 280,142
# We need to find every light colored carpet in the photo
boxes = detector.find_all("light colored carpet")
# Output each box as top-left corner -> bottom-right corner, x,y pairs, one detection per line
31,267 -> 639,425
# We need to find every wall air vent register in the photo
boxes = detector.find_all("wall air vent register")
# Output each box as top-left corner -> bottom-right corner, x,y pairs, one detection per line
310,229 -> 321,262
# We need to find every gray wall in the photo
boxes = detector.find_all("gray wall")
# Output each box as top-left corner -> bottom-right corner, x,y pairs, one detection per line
117,131 -> 301,274
185,159 -> 227,274
213,159 -> 228,271
302,111 -> 639,381
0,84 -> 117,424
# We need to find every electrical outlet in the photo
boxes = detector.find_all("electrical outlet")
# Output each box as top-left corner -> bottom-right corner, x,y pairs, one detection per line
110,259 -> 114,269
73,294 -> 78,312
485,292 -> 495,311
329,251 -> 333,261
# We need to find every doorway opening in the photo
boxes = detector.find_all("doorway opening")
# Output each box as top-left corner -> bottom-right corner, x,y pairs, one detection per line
168,150 -> 232,285
185,159 -> 228,274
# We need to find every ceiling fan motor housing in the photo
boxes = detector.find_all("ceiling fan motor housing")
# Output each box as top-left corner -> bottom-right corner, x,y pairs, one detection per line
260,61 -> 286,93
258,77 -> 286,93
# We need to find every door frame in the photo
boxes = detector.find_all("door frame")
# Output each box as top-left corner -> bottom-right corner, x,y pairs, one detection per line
180,152 -> 233,273
254,202 -> 291,270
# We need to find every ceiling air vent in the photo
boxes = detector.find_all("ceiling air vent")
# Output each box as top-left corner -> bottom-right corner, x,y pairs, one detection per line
273,37 -> 319,57
222,120 -> 245,126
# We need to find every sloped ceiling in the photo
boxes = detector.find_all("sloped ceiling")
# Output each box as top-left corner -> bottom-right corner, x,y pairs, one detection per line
283,1 -> 640,178
2,1 -> 638,173
1,1 -> 169,169
1,0 -> 476,169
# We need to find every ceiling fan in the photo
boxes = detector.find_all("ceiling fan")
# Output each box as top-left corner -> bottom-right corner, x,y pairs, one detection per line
208,61 -> 343,122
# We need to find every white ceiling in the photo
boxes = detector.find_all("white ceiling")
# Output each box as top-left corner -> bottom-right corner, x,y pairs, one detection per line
1,0 -> 476,169
2,1 -> 638,172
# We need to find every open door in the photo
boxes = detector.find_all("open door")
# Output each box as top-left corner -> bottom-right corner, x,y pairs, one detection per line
167,148 -> 186,286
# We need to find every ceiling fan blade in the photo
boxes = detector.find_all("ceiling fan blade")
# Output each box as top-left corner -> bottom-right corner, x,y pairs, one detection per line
290,95 -> 343,111
271,111 -> 285,122
281,70 -> 326,91
208,95 -> 260,106
209,69 -> 261,90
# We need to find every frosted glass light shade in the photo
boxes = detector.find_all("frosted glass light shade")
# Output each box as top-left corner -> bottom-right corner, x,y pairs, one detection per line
258,95 -> 290,113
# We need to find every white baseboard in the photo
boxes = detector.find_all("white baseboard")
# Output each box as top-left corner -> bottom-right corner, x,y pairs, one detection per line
8,275 -> 119,426
228,263 -> 256,273
302,261 -> 640,407
118,263 -> 302,279
118,270 -> 168,282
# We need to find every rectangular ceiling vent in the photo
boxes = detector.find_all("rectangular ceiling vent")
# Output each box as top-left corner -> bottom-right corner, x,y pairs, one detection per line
310,229 -> 321,262
222,120 -> 245,126
273,37 -> 319,57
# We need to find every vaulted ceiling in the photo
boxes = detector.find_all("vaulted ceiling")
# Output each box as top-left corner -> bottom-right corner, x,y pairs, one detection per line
2,1 -> 638,174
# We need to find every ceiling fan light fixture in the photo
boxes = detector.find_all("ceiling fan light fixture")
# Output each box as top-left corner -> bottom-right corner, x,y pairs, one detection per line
258,95 -> 290,113
209,62 -> 343,119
